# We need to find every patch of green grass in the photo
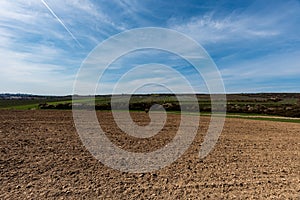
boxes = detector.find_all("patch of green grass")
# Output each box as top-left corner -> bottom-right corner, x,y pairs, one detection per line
226,112 -> 272,117
168,111 -> 300,123
0,99 -> 41,109
226,115 -> 300,123
6,104 -> 40,110
0,97 -> 72,109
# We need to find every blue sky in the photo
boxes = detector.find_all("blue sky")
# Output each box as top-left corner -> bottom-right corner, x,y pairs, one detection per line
0,0 -> 300,95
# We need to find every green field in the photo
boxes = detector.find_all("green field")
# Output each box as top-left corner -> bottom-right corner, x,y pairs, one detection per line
0,93 -> 300,123
1,93 -> 300,122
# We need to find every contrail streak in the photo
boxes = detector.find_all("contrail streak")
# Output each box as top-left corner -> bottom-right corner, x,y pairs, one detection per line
41,0 -> 82,47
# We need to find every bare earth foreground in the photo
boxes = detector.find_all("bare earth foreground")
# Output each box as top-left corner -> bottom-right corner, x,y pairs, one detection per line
0,110 -> 299,199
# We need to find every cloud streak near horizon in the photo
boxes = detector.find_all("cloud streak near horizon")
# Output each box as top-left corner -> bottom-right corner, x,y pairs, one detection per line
0,0 -> 300,95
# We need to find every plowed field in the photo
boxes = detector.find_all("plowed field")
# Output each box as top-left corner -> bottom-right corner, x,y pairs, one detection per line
1,110 -> 299,199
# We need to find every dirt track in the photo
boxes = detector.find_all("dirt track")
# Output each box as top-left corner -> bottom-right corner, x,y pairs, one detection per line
0,110 -> 299,199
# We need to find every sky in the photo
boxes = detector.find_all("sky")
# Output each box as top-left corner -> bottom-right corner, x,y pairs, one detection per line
0,0 -> 300,95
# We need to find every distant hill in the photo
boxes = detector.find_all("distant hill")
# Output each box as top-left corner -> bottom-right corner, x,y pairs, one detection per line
0,93 -> 68,100
1,93 -> 300,117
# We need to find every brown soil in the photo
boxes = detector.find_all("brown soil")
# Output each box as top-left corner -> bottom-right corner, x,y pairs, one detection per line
0,110 -> 299,199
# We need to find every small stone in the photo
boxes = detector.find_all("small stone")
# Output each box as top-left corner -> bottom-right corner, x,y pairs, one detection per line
152,173 -> 158,178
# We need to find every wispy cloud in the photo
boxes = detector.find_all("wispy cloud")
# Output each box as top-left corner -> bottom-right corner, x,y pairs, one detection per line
222,51 -> 300,79
220,50 -> 300,92
169,0 -> 300,47
97,63 -> 200,94
0,0 -> 87,94
167,0 -> 300,93
169,11 -> 281,45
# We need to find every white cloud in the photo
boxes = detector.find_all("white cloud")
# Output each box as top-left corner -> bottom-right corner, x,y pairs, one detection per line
169,12 -> 281,44
0,0 -> 89,94
167,1 -> 300,93
0,45 -> 76,94
221,51 -> 300,79
96,63 -> 199,94
219,50 -> 300,93
169,0 -> 300,45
